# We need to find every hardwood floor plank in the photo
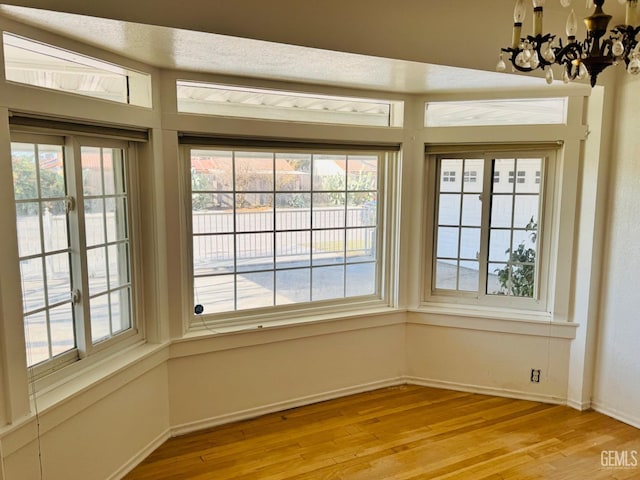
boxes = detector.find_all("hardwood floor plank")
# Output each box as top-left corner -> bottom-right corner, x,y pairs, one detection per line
124,386 -> 640,479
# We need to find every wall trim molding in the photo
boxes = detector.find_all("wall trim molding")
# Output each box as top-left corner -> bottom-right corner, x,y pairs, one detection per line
171,377 -> 405,437
405,376 -> 567,405
107,428 -> 171,480
591,401 -> 640,430
566,398 -> 592,411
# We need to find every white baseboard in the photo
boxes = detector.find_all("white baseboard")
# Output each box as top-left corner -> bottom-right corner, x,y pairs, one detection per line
108,428 -> 171,480
405,376 -> 566,405
591,401 -> 640,430
566,397 -> 592,411
171,377 -> 405,437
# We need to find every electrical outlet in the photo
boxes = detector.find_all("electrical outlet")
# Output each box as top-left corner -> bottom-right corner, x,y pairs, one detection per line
530,369 -> 541,383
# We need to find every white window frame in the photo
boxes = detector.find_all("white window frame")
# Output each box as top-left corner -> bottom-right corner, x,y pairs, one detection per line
182,143 -> 399,330
423,147 -> 556,312
10,131 -> 143,379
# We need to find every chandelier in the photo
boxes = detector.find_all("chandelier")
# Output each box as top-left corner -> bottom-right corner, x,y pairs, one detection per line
497,0 -> 640,86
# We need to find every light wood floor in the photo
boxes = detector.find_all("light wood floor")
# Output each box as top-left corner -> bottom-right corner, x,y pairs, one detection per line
124,385 -> 640,479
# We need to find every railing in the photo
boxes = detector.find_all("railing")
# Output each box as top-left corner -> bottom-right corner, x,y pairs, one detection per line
192,206 -> 377,270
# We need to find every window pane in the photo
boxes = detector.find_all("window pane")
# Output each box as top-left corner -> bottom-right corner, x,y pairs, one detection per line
20,258 -> 45,313
111,287 -> 132,334
425,98 -> 567,127
235,152 -> 273,191
276,231 -> 310,268
105,197 -> 129,242
490,196 -> 512,228
87,247 -> 108,295
276,194 -> 311,230
516,158 -> 542,193
194,275 -> 234,314
108,243 -> 130,289
461,194 -> 482,226
276,153 -> 311,191
347,155 -> 377,191
236,233 -> 273,272
85,199 -> 106,247
16,203 -> 41,257
487,263 -> 505,295
38,145 -> 65,198
435,260 -> 457,290
459,261 -> 479,292
514,195 -> 539,229
194,235 -> 234,275
276,269 -> 311,305
46,253 -> 71,305
24,311 -> 49,366
313,155 -> 346,191
346,263 -> 376,297
193,206 -> 234,233
460,228 -> 480,260
440,159 -> 462,193
43,201 -> 69,252
347,193 -> 376,227
236,197 -> 273,232
438,194 -> 461,226
436,227 -> 459,258
313,193 -> 345,228
90,294 -> 110,343
489,229 -> 511,262
49,303 -> 75,357
347,228 -> 376,262
463,159 -> 483,193
312,265 -> 345,301
312,229 -> 345,266
12,143 -> 38,200
237,272 -> 274,310
82,147 -> 103,196
192,150 -> 233,192
104,148 -> 126,195
493,159 -> 515,193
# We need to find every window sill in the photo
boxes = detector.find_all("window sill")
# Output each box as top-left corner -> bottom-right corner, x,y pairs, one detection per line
408,304 -> 578,339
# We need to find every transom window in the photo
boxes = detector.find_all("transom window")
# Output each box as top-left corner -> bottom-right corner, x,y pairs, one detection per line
428,150 -> 551,306
11,134 -> 137,371
188,147 -> 387,316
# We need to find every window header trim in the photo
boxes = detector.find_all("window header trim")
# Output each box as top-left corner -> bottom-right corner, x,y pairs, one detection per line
425,142 -> 562,155
179,134 -> 401,152
9,113 -> 149,142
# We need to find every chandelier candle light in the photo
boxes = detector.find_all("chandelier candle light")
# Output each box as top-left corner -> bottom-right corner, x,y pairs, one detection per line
497,0 -> 640,86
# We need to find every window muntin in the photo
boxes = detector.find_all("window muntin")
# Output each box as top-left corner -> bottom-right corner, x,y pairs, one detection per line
11,136 -> 136,369
189,147 -> 383,316
432,152 -> 545,302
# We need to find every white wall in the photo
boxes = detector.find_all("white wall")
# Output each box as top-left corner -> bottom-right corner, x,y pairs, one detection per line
168,319 -> 406,433
592,72 -> 640,428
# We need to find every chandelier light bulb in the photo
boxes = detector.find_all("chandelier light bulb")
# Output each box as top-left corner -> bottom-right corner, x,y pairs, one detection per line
612,40 -> 625,57
545,66 -> 554,84
533,0 -> 546,7
515,52 -> 529,68
566,10 -> 578,37
578,62 -> 589,79
628,56 -> 640,74
496,54 -> 507,72
543,45 -> 556,62
530,51 -> 541,68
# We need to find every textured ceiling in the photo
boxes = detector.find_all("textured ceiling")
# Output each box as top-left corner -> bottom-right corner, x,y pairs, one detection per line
0,4 -> 597,94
